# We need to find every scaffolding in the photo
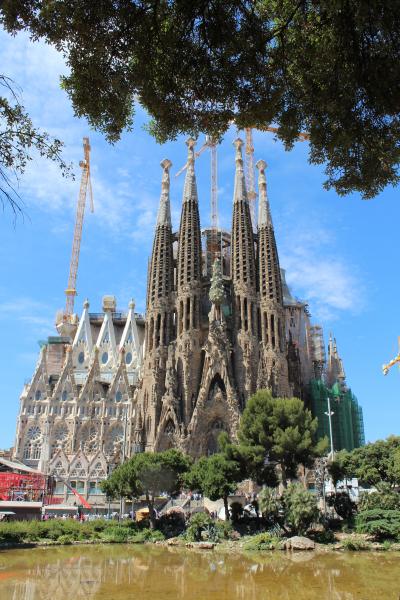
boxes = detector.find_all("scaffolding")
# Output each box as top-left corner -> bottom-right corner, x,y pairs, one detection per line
308,380 -> 365,452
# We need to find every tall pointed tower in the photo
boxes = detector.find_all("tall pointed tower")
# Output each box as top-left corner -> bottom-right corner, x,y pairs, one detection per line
231,138 -> 258,404
256,159 -> 291,397
140,159 -> 175,449
175,138 -> 203,425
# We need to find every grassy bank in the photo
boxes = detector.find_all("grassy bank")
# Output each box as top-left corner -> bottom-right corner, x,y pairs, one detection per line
1,518 -> 400,552
0,519 -> 164,546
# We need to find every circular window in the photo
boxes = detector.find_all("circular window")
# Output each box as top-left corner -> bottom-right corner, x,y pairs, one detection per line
78,351 -> 85,364
62,390 -> 68,401
125,352 -> 132,365
35,390 -> 41,401
27,426 -> 41,441
101,352 -> 109,365
115,391 -> 122,402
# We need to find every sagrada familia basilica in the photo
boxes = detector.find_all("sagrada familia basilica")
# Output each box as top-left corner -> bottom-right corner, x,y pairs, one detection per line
12,138 -> 362,503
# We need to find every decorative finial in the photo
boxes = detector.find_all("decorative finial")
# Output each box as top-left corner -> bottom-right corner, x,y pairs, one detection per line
233,138 -> 244,162
256,159 -> 267,173
157,159 -> 172,226
160,158 -> 172,172
160,158 -> 172,194
186,137 -> 196,164
83,299 -> 90,309
256,159 -> 267,191
129,298 -> 135,310
256,158 -> 271,227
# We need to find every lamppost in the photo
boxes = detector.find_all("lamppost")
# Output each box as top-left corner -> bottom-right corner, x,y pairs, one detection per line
325,394 -> 335,461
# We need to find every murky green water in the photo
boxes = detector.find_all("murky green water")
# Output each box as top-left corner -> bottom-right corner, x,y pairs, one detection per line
0,544 -> 399,600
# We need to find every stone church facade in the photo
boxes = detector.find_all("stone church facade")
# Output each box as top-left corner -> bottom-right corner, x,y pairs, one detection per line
134,139 -> 295,457
13,137 -> 351,501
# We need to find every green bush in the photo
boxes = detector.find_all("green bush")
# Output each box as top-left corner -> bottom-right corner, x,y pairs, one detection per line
101,526 -> 131,543
342,535 -> 369,551
309,528 -> 335,544
0,524 -> 24,544
356,509 -> 400,540
129,528 -> 164,543
229,502 -> 244,523
359,485 -> 400,512
326,492 -> 356,520
259,487 -> 280,526
57,534 -> 74,545
243,532 -> 281,551
282,484 -> 319,535
214,520 -> 233,540
157,511 -> 186,538
185,512 -> 214,542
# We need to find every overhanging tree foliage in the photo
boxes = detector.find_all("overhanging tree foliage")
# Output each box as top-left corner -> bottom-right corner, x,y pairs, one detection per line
0,75 -> 72,215
2,1 -> 400,198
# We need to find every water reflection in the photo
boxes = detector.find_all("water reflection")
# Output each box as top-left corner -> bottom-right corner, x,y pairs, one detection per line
0,545 -> 399,600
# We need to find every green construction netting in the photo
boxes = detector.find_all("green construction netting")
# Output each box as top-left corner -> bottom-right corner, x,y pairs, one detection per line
308,379 -> 365,452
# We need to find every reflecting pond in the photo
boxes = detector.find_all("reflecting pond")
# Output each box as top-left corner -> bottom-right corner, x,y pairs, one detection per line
0,544 -> 399,600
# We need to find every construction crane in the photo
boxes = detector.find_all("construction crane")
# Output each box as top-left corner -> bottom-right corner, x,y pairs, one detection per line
244,126 -> 310,231
64,137 -> 94,320
176,136 -> 220,265
383,337 -> 400,375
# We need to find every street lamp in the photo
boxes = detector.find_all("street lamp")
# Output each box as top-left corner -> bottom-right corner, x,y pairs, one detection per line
324,394 -> 335,461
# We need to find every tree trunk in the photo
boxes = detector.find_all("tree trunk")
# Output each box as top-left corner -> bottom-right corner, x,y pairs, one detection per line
280,465 -> 287,489
223,495 -> 230,521
146,493 -> 156,530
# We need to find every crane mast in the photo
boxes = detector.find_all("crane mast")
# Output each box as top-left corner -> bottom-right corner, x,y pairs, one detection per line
64,137 -> 94,319
208,137 -> 219,264
244,125 -> 310,232
245,128 -> 257,232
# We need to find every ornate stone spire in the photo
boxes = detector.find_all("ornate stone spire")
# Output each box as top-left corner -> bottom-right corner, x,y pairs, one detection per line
157,159 -> 172,227
183,137 -> 198,205
256,159 -> 282,304
177,138 -> 202,290
147,159 -> 174,309
233,138 -> 247,205
256,159 -> 272,227
231,138 -> 256,288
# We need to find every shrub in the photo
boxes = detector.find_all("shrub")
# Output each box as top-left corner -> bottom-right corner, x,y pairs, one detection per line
259,487 -> 280,526
0,524 -> 24,544
214,520 -> 233,540
185,512 -> 214,542
157,511 -> 186,538
243,532 -> 281,551
342,535 -> 369,551
101,526 -> 131,543
356,509 -> 400,540
309,528 -> 335,544
359,485 -> 400,512
326,492 -> 356,521
184,512 -> 229,543
229,502 -> 244,523
57,534 -> 73,545
129,528 -> 165,543
282,484 -> 319,535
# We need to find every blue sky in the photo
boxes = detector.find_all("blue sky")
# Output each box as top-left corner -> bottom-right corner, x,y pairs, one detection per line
0,29 -> 399,449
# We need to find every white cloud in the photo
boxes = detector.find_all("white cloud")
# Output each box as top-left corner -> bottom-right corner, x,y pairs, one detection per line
0,296 -> 54,336
280,224 -> 362,322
